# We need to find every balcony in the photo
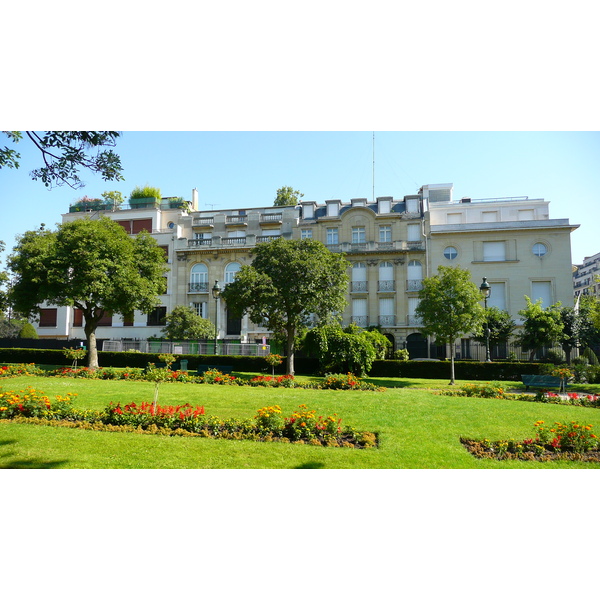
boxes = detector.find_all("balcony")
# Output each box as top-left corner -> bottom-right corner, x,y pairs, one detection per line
188,238 -> 212,247
226,215 -> 248,224
407,279 -> 423,292
351,316 -> 368,327
222,237 -> 247,246
193,217 -> 214,227
189,282 -> 209,293
379,315 -> 396,327
260,213 -> 283,223
407,315 -> 422,326
378,280 -> 395,292
351,281 -> 368,292
257,235 -> 281,243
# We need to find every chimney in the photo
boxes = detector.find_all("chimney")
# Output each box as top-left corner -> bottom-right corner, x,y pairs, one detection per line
192,188 -> 199,210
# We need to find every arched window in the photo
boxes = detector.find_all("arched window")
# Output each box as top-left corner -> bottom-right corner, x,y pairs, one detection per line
190,263 -> 208,292
225,262 -> 241,284
378,261 -> 394,292
407,260 -> 423,291
352,262 -> 367,292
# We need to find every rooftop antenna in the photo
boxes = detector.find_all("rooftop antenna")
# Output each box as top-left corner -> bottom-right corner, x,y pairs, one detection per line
206,203 -> 218,210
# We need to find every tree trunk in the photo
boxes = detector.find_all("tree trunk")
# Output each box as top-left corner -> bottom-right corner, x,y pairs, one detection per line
83,309 -> 101,369
286,326 -> 295,376
449,339 -> 456,385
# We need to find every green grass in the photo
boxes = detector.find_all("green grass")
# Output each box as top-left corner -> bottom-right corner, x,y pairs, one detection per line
2,375 -> 600,468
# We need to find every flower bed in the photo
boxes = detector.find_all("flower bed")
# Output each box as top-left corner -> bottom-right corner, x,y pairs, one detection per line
461,420 -> 600,462
0,384 -> 378,449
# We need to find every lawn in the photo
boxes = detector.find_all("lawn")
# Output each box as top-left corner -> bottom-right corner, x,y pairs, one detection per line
2,374 -> 600,468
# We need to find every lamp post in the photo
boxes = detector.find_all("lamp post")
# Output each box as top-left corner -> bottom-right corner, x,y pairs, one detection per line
212,280 -> 221,355
479,277 -> 492,363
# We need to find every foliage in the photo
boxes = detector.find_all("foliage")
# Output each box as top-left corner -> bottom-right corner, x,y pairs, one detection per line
544,348 -> 566,365
102,401 -> 206,430
516,297 -> 564,361
320,372 -> 385,391
415,266 -> 485,384
161,305 -> 215,341
578,296 -> 600,350
0,386 -> 77,419
8,217 -> 167,369
273,186 -> 304,206
130,185 -> 161,200
534,420 -> 599,453
201,368 -> 237,385
473,306 -> 515,347
249,375 -> 296,387
220,238 -> 348,375
0,131 -> 123,189
62,347 -> 87,367
0,363 -> 46,377
101,190 -> 124,207
265,352 -> 284,375
393,349 -> 410,361
18,322 -> 38,339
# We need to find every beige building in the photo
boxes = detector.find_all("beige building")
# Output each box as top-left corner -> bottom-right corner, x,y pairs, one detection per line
573,251 -> 600,300
34,183 -> 579,359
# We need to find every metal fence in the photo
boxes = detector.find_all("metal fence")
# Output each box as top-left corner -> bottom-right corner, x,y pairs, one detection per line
102,340 -> 270,356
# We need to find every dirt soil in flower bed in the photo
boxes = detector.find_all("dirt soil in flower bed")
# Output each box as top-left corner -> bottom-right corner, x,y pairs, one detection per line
461,438 -> 600,462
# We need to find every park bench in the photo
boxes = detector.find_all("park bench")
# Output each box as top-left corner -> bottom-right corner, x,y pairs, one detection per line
197,364 -> 234,375
521,374 -> 566,391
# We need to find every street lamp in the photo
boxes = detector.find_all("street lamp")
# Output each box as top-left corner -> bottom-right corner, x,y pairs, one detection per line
479,277 -> 492,363
212,280 -> 221,355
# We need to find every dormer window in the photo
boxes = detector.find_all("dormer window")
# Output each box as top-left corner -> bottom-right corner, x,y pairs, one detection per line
378,198 -> 391,214
351,198 -> 366,208
326,200 -> 340,217
302,203 -> 315,219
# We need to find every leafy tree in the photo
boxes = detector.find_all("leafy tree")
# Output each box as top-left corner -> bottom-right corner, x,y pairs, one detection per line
516,297 -> 564,361
101,190 -> 125,207
558,306 -> 581,364
0,240 -> 8,314
303,323 -> 390,376
415,266 -> 485,384
18,322 -> 38,339
8,217 -> 167,368
220,238 -> 349,374
578,296 -> 600,351
1,131 -> 123,189
161,305 -> 215,341
473,306 -> 515,356
274,186 -> 304,206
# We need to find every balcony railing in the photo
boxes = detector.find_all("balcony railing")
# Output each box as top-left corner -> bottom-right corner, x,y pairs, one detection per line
260,213 -> 282,223
379,315 -> 396,326
189,282 -> 209,293
351,316 -> 368,327
226,215 -> 247,224
193,217 -> 214,227
351,281 -> 368,292
257,235 -> 281,243
407,315 -> 422,326
222,237 -> 247,246
407,279 -> 423,292
188,239 -> 212,247
378,280 -> 395,292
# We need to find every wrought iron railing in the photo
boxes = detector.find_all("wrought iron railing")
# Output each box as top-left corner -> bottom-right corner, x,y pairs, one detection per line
189,282 -> 209,293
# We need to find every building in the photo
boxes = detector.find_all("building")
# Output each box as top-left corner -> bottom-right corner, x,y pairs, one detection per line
573,251 -> 600,300
33,183 -> 579,359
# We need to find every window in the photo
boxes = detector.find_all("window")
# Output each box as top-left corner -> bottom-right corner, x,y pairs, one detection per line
122,311 -> 134,326
378,199 -> 391,214
302,204 -> 314,219
407,223 -> 421,242
301,229 -> 313,239
158,245 -> 169,260
97,311 -> 113,327
73,308 -> 84,327
326,228 -> 338,245
379,225 -> 392,243
531,281 -> 552,307
326,202 -> 339,217
483,241 -> 506,261
488,282 -> 506,311
352,298 -> 368,326
532,242 -> 547,257
352,262 -> 367,291
352,226 -> 366,244
225,262 -> 241,284
407,260 -> 423,290
191,302 -> 207,318
406,198 -> 419,213
147,306 -> 167,326
444,246 -> 458,260
39,308 -> 57,327
116,218 -> 153,234
379,297 -> 394,317
379,261 -> 393,281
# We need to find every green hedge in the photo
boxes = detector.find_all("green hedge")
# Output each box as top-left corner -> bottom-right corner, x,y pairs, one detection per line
369,360 -> 547,381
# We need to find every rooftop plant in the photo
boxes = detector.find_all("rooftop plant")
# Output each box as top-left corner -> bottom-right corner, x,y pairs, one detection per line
130,185 -> 161,200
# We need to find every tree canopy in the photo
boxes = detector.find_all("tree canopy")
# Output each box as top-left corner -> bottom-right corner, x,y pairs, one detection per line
415,266 -> 485,384
1,131 -> 123,189
273,186 -> 304,206
8,217 -> 167,368
516,297 -> 564,361
473,306 -> 515,354
161,305 -> 215,341
220,238 -> 349,374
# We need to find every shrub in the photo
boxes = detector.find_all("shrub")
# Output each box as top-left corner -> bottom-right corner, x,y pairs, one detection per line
320,372 -> 384,391
130,185 -> 161,200
0,386 -> 77,419
393,349 -> 410,361
201,368 -> 237,385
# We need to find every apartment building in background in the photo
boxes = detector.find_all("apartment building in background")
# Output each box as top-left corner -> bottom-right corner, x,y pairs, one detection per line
33,183 -> 579,359
573,251 -> 600,300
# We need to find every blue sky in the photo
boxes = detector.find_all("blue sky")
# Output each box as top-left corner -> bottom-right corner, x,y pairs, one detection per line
1,131 -> 598,264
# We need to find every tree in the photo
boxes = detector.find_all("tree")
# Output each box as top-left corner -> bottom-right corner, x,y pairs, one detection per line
18,322 -> 38,339
220,238 -> 349,375
1,131 -> 123,189
559,306 -> 580,364
161,305 -> 215,341
473,306 -> 515,356
415,266 -> 485,384
516,297 -> 564,361
303,323 -> 391,376
274,186 -> 304,206
0,240 -> 8,314
578,296 -> 600,351
8,217 -> 167,368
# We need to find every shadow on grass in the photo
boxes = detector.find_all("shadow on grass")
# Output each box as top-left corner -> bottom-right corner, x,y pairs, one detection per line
294,461 -> 326,469
0,438 -> 69,469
